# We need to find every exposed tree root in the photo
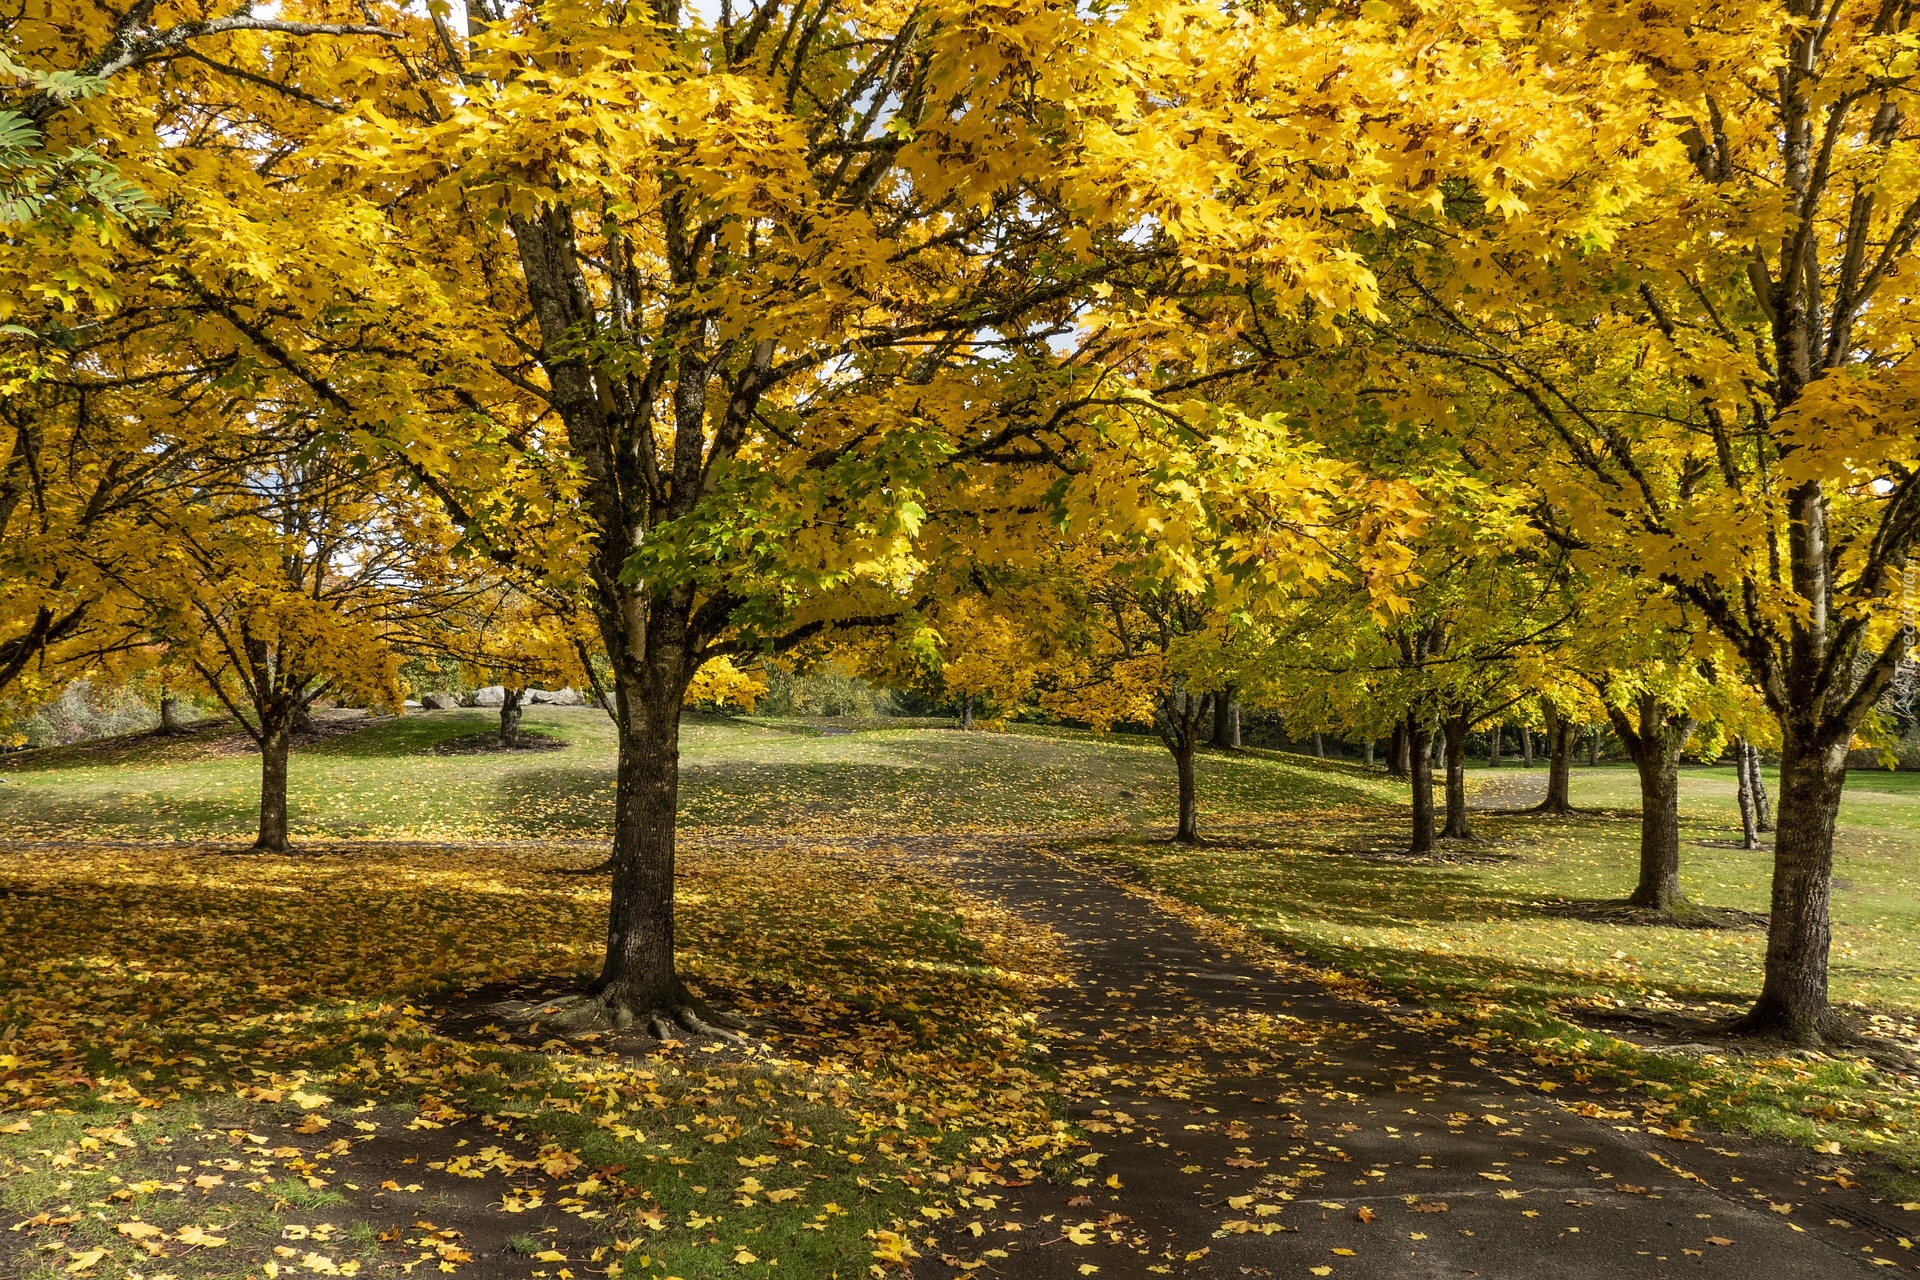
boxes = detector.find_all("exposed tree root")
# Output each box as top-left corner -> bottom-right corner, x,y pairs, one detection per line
555,858 -> 614,876
1726,1005 -> 1868,1051
1530,898 -> 1766,930
541,987 -> 749,1042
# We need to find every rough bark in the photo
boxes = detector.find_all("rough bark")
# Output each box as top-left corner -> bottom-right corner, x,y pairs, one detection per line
1440,712 -> 1474,840
1520,725 -> 1534,767
595,671 -> 688,1018
1362,738 -> 1374,767
1389,722 -> 1410,779
500,687 -> 525,744
1736,739 -> 1761,850
1732,728 -> 1850,1042
160,695 -> 188,734
1156,688 -> 1207,844
253,708 -> 294,853
1488,722 -> 1502,767
1408,715 -> 1436,854
1213,688 -> 1232,746
1312,730 -> 1325,758
1605,693 -> 1694,912
1174,732 -> 1199,843
1535,702 -> 1574,814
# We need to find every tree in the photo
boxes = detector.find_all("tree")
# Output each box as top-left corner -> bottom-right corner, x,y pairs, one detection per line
1371,0 -> 1920,1039
129,431 -> 447,851
277,0 -> 1182,1034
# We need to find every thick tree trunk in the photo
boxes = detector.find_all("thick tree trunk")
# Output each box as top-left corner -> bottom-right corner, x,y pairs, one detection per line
1520,725 -> 1534,767
253,710 -> 293,853
962,694 -> 974,731
1362,738 -> 1374,767
1389,722 -> 1410,779
500,687 -> 524,744
596,673 -> 687,1018
1441,713 -> 1473,840
1535,703 -> 1574,814
1488,722 -> 1503,767
1732,728 -> 1850,1042
1736,739 -> 1761,850
1588,725 -> 1601,766
1408,716 -> 1436,854
1174,734 -> 1199,843
1213,689 -> 1232,747
1602,692 -> 1695,911
1312,730 -> 1325,758
1627,745 -> 1684,910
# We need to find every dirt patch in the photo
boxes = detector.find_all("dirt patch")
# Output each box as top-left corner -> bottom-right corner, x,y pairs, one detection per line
428,732 -> 569,756
1569,1002 -> 1920,1069
1526,898 -> 1770,930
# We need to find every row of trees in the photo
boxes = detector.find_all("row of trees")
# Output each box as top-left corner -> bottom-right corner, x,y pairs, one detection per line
7,0 -> 1916,1046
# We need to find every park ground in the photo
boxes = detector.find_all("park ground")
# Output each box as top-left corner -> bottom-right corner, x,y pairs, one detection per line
4,709 -> 1920,1278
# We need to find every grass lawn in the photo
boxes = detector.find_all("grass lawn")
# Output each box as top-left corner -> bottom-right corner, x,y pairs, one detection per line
1089,758 -> 1920,1184
6,712 -> 1920,1275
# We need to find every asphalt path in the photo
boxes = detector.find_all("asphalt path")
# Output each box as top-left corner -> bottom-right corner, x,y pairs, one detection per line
924,838 -> 1909,1279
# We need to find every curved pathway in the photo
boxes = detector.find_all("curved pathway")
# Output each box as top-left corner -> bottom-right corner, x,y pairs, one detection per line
923,837 -> 1908,1278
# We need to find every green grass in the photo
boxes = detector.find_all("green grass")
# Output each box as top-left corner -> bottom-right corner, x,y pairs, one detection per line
1085,758 -> 1920,1182
9,712 -> 1920,1226
0,710 -> 1397,842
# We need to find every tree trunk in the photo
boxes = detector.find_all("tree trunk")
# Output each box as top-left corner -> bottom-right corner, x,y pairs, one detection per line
1736,739 -> 1761,850
500,687 -> 524,744
596,671 -> 689,1019
1732,727 -> 1850,1042
160,694 -> 187,735
1605,694 -> 1693,912
1390,722 -> 1410,779
1535,702 -> 1573,814
1363,738 -> 1374,767
1312,730 -> 1325,758
1440,713 -> 1473,840
1488,722 -> 1502,767
1588,725 -> 1601,766
1520,724 -> 1534,767
1749,742 -> 1775,831
1230,701 -> 1240,748
1408,716 -> 1436,854
962,694 -> 974,731
253,708 -> 294,853
1213,689 -> 1232,747
1174,731 -> 1199,843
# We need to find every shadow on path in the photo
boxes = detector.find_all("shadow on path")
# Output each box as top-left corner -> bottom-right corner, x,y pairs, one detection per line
908,836 -> 1902,1279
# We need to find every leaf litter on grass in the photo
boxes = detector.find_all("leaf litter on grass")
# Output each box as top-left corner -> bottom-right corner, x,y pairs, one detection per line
0,839 -> 1079,1279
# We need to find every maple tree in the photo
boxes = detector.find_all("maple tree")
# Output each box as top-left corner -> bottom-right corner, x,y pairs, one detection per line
1,1 -> 404,699
1369,0 -> 1920,1041
121,432 -> 453,851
